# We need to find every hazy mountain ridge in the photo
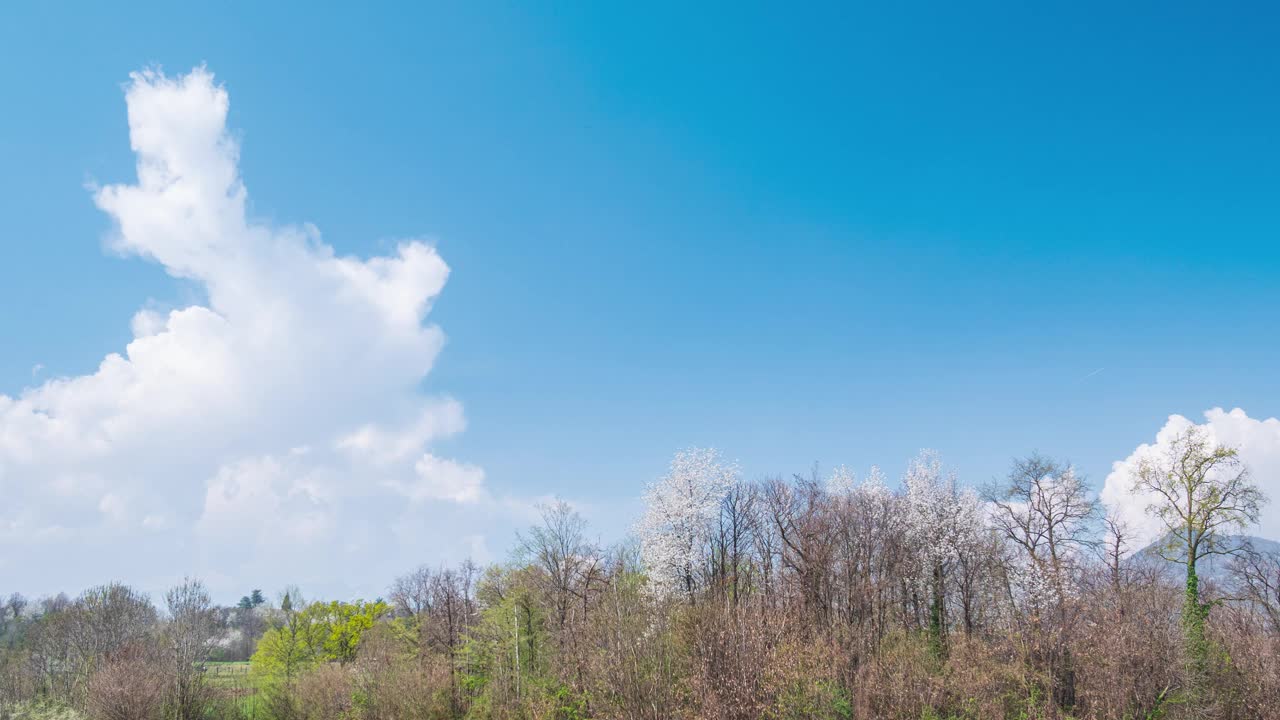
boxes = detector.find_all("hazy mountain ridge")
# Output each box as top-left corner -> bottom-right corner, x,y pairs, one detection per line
1134,534 -> 1280,585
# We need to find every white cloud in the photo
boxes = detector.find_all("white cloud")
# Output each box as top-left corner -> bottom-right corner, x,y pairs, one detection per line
1101,407 -> 1280,548
0,67 -> 522,600
402,454 -> 487,504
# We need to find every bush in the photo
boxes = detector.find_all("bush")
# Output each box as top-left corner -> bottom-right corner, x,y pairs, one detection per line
83,646 -> 166,720
1073,582 -> 1182,720
293,664 -> 355,720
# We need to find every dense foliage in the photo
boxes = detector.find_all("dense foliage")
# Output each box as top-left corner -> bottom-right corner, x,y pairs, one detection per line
2,442 -> 1278,720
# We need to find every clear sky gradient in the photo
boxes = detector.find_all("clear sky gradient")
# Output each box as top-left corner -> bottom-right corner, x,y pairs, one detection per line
2,2 -> 1278,597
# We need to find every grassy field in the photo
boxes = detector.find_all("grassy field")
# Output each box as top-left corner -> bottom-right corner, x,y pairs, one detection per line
0,664 -> 260,720
0,702 -> 84,720
204,660 -> 253,686
203,661 -> 263,717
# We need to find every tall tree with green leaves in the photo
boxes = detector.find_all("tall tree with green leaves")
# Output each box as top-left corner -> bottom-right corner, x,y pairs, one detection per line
251,594 -> 390,686
1133,425 -> 1265,697
251,592 -> 319,687
307,599 -> 392,663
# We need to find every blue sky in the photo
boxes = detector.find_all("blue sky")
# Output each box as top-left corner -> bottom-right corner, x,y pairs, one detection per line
2,2 -> 1279,598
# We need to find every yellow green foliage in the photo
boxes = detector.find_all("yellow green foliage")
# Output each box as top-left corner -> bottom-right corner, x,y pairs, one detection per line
251,598 -> 391,684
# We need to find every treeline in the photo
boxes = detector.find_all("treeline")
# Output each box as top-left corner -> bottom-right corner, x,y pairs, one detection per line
3,427 -> 1280,719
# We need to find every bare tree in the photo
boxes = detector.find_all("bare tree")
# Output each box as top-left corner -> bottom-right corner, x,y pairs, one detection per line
711,482 -> 759,608
390,565 -> 435,618
1231,546 -> 1280,634
830,468 -> 904,647
69,583 -> 157,668
986,454 -> 1098,709
5,593 -> 27,626
763,473 -> 836,622
164,578 -> 219,719
432,566 -> 478,713
1101,512 -> 1134,592
987,454 -> 1098,601
519,500 -> 596,642
24,599 -> 77,699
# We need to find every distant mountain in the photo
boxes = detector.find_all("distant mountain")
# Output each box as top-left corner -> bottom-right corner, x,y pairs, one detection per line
1133,534 -> 1280,586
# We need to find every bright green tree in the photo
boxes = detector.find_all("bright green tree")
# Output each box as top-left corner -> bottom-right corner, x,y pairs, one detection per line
305,599 -> 392,663
251,594 -> 390,685
251,592 -> 322,686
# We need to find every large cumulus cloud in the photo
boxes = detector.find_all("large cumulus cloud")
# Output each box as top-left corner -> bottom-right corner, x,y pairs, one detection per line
1101,408 -> 1280,548
0,68 -> 501,599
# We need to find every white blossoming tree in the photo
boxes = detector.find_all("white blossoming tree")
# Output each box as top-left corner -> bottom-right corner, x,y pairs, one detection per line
902,450 -> 982,652
637,447 -> 739,601
825,464 -> 857,496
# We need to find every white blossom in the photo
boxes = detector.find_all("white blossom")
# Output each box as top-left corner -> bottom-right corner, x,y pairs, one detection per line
903,450 -> 982,593
826,465 -> 857,496
636,448 -> 738,598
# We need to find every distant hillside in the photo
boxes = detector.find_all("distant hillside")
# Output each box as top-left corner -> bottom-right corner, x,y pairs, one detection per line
1133,534 -> 1280,585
